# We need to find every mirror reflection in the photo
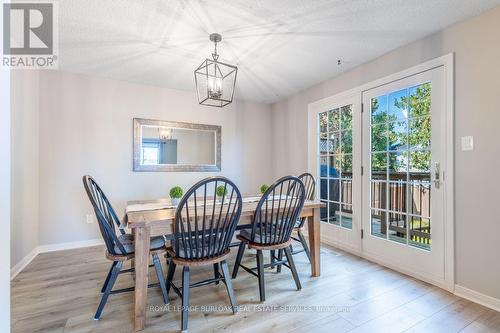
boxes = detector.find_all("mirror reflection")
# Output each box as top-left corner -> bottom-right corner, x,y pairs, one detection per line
133,118 -> 221,172
141,126 -> 216,165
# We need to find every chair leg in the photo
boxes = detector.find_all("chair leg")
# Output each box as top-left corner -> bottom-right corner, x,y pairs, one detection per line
276,249 -> 283,273
152,254 -> 169,304
101,261 -> 117,293
220,260 -> 238,314
166,260 -> 177,294
297,229 -> 311,262
256,250 -> 265,302
181,266 -> 190,332
284,247 -> 301,290
232,242 -> 246,279
270,250 -> 275,268
213,263 -> 220,285
95,261 -> 122,320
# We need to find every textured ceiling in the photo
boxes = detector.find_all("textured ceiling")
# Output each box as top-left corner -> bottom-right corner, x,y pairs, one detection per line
59,0 -> 500,103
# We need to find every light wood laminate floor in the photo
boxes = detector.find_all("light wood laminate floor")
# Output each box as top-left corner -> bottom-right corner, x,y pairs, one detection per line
11,244 -> 500,333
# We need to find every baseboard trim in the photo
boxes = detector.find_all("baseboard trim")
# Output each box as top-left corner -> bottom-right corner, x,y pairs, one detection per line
37,238 -> 104,253
454,285 -> 500,312
10,247 -> 39,280
320,236 -> 500,312
11,238 -> 104,280
320,236 -> 452,291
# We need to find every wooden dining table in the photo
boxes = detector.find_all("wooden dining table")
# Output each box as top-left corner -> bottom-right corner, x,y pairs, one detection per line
125,197 -> 323,331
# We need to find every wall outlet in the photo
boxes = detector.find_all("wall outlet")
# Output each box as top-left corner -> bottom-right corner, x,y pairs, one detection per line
461,136 -> 474,151
86,214 -> 95,224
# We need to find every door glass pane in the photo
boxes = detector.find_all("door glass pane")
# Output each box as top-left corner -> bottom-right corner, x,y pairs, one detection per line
341,105 -> 353,130
319,112 -> 328,133
389,181 -> 408,213
388,119 -> 407,151
320,200 -> 328,222
371,153 -> 387,180
388,151 -> 408,181
341,130 -> 353,154
388,212 -> 407,244
329,201 -> 340,225
409,116 -> 430,149
409,83 -> 431,117
371,181 -> 386,210
409,151 -> 431,182
372,122 -> 387,152
388,89 -> 408,120
318,104 -> 354,230
328,109 -> 340,132
328,179 -> 340,202
371,95 -> 388,120
369,83 -> 432,250
341,154 -> 353,175
328,132 -> 341,155
371,209 -> 386,239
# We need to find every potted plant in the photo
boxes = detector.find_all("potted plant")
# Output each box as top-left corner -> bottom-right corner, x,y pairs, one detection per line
260,184 -> 270,195
216,185 -> 227,202
169,186 -> 183,206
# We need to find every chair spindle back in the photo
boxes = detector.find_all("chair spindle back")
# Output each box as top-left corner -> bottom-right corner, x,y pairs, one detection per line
250,176 -> 306,245
173,177 -> 243,260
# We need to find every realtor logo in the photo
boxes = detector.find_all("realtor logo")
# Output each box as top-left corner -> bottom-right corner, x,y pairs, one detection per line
2,1 -> 58,68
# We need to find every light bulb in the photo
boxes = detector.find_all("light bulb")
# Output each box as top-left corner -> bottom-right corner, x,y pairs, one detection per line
208,76 -> 222,99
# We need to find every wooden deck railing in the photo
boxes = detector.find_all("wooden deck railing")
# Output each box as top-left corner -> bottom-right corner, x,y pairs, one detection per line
321,171 -> 431,246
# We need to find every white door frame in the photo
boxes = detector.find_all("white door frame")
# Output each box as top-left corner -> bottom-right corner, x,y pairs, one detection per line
308,54 -> 454,291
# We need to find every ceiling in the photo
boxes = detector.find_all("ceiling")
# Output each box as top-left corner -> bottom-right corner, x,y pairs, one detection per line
59,0 -> 500,104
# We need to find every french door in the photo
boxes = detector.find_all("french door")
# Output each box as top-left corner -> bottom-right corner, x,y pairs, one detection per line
309,60 -> 452,288
313,94 -> 362,253
361,67 -> 446,285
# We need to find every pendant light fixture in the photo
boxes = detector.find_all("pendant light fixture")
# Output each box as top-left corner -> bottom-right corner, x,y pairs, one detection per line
194,33 -> 237,107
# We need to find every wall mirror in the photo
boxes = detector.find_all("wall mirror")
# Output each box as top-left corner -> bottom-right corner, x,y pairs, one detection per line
133,118 -> 221,172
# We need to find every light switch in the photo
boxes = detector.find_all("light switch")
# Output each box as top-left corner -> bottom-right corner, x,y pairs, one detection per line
461,136 -> 474,151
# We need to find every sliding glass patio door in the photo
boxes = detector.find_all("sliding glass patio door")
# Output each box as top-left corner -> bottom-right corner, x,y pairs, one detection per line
361,67 -> 446,283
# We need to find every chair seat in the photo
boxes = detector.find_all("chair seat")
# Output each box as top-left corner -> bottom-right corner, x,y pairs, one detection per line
238,229 -> 291,249
170,234 -> 219,259
239,228 -> 279,244
114,234 -> 166,254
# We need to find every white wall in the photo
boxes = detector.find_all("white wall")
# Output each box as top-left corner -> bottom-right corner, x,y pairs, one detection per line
10,71 -> 40,268
1,66 -> 11,331
29,71 -> 272,247
271,7 -> 500,300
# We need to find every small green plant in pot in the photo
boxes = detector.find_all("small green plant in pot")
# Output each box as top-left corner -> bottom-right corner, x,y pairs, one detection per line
260,184 -> 270,195
169,186 -> 183,206
216,185 -> 227,202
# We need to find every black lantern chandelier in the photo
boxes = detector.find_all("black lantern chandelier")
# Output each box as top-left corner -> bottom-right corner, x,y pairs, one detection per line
194,33 -> 237,107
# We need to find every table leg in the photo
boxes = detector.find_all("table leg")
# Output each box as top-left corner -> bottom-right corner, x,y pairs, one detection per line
134,226 -> 150,331
307,208 -> 321,277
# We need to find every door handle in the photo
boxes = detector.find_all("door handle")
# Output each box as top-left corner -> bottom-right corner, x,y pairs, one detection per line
433,162 -> 441,189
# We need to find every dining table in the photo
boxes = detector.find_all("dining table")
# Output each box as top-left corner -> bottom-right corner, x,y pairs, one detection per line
124,196 -> 324,331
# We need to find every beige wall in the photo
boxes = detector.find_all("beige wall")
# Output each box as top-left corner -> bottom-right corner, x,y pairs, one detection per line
10,71 -> 40,268
271,6 -> 500,298
10,70 -> 273,265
